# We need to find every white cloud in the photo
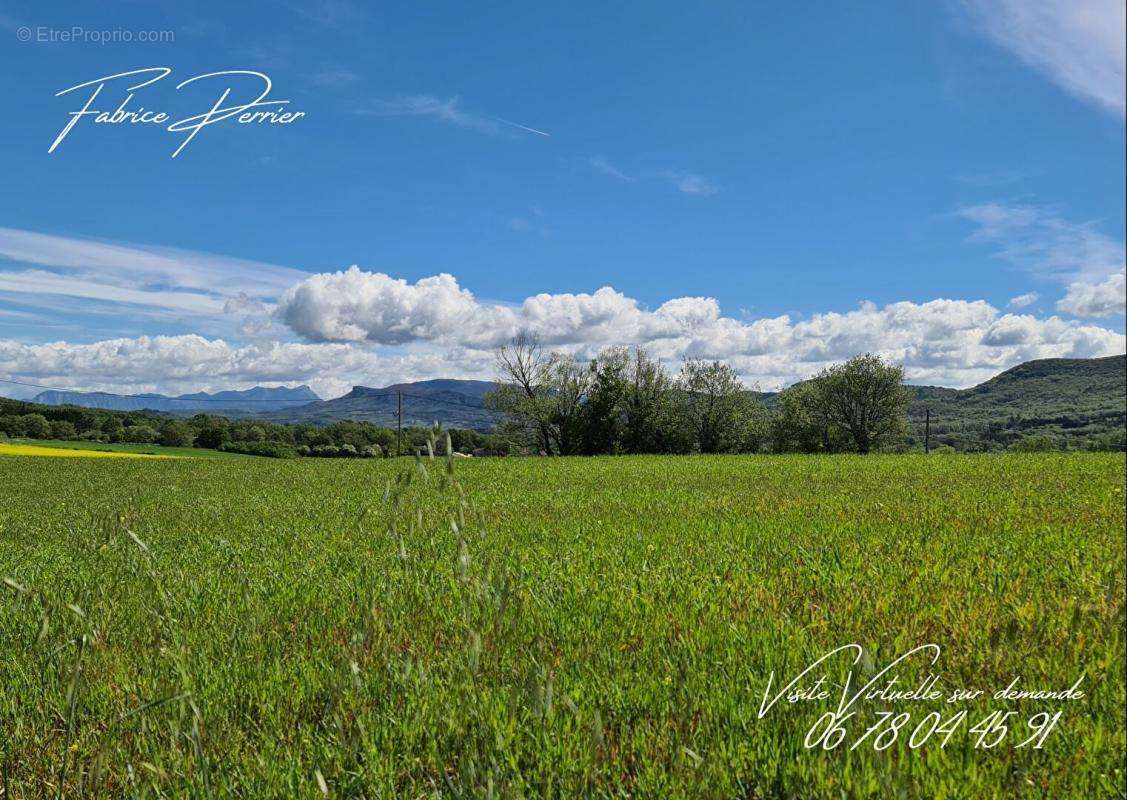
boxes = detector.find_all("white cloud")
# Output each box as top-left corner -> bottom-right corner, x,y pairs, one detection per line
0,227 -> 305,296
959,203 -> 1125,281
4,282 -> 1123,399
1007,292 -> 1039,308
0,227 -> 305,327
309,67 -> 360,88
1056,268 -> 1126,317
6,289 -> 1121,397
959,203 -> 1126,316
665,171 -> 718,196
277,267 -> 515,347
0,334 -> 494,401
0,269 -> 226,315
375,95 -> 497,134
372,96 -> 548,137
713,303 -> 1123,389
3,232 -> 1123,398
587,156 -> 634,182
293,0 -> 365,31
269,266 -> 1124,391
276,269 -> 734,350
962,0 -> 1126,116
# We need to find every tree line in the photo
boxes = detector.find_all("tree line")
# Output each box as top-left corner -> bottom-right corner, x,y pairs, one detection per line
8,342 -> 1115,457
0,399 -> 509,458
486,333 -> 912,455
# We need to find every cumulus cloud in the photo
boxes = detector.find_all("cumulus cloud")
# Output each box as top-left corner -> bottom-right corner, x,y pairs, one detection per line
5,279 -> 1123,398
275,268 -> 735,351
0,334 -> 494,401
1056,268 -> 1127,317
961,0 -> 1126,116
712,303 -> 1123,389
3,233 -> 1123,397
277,267 -> 515,347
6,289 -> 1122,398
266,267 -> 1127,391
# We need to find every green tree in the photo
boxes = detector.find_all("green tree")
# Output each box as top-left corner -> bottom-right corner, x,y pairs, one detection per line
675,360 -> 767,453
0,415 -> 28,437
487,331 -> 555,454
770,380 -> 850,453
327,420 -> 379,450
118,425 -> 158,444
620,347 -> 686,454
544,353 -> 594,455
48,420 -> 77,440
159,421 -> 196,448
809,353 -> 911,454
100,416 -> 124,437
580,348 -> 628,455
21,414 -> 50,439
194,421 -> 231,450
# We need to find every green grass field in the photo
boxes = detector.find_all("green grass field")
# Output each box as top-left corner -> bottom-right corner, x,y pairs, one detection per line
1,454 -> 1123,798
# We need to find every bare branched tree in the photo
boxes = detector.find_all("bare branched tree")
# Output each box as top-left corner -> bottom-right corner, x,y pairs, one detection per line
488,330 -> 554,453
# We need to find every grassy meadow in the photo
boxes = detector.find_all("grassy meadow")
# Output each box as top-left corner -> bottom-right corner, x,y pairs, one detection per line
0,453 -> 1123,798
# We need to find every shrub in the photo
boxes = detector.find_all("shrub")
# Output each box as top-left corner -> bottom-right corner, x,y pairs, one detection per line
1009,435 -> 1058,453
117,425 -> 159,444
195,424 -> 231,450
48,420 -> 77,440
218,440 -> 298,458
159,421 -> 196,448
0,415 -> 27,437
21,414 -> 50,439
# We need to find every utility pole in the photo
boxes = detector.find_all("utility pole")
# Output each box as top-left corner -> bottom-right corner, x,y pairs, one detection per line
925,408 -> 930,454
397,391 -> 402,457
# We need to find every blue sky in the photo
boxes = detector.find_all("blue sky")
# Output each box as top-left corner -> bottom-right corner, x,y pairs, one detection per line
0,0 -> 1123,398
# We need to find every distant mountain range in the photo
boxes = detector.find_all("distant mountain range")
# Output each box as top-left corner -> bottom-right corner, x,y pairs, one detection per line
21,356 -> 1126,445
29,379 -> 501,430
32,385 -> 320,413
258,379 -> 501,430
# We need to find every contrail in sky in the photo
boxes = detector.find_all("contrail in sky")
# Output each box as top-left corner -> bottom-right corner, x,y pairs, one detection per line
491,116 -> 551,137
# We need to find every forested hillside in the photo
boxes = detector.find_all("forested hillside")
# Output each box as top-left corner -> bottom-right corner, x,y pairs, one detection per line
904,355 -> 1125,451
